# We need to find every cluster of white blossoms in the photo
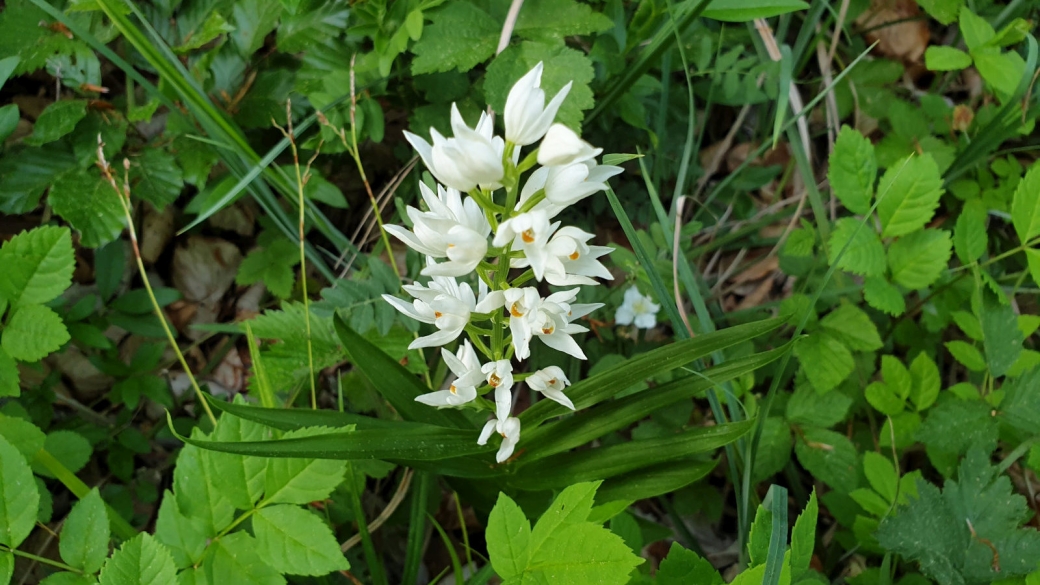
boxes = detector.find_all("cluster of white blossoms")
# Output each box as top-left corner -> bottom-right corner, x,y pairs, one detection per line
382,63 -> 622,463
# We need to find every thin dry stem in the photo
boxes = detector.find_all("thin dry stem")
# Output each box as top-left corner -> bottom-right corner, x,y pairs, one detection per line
95,135 -> 216,425
341,468 -> 414,552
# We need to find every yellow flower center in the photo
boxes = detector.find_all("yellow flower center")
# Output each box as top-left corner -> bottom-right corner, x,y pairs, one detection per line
489,373 -> 502,387
542,323 -> 555,335
521,229 -> 535,244
569,251 -> 580,260
449,384 -> 457,395
510,302 -> 525,318
434,311 -> 443,318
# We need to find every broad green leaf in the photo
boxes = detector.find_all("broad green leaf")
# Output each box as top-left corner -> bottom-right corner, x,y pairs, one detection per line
24,100 -> 87,146
487,492 -> 532,581
512,0 -> 613,40
0,415 -> 48,462
48,167 -> 127,248
34,431 -> 91,478
204,532 -> 284,585
129,148 -> 184,209
917,0 -> 962,24
263,427 -> 348,505
752,417 -> 793,484
865,382 -> 905,416
881,356 -> 912,401
954,199 -> 987,264
820,302 -> 882,351
917,400 -> 998,456
786,384 -> 852,427
530,482 -> 599,550
877,155 -> 944,238
888,229 -> 952,290
252,505 -> 349,576
979,288 -> 1023,377
945,341 -> 987,372
511,421 -> 752,490
863,277 -> 906,316
60,488 -> 109,574
828,126 -> 877,215
2,304 -> 69,361
0,225 -> 75,307
410,2 -> 498,74
155,491 -> 207,569
485,41 -> 595,128
97,533 -> 177,585
794,428 -> 860,493
960,6 -> 995,51
747,504 -> 772,567
173,441 -> 235,537
826,217 -> 885,277
863,452 -> 898,503
0,56 -> 19,88
522,521 -> 643,584
0,349 -> 19,397
924,46 -> 972,71
794,332 -> 854,394
207,409 -> 268,510
0,143 -> 77,215
656,542 -> 724,584
909,353 -> 941,411
702,0 -> 809,21
0,435 -> 38,548
790,489 -> 818,577
974,50 -> 1025,97
1011,162 -> 1040,244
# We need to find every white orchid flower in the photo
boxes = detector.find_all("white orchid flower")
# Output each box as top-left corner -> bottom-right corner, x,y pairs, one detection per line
512,226 -> 613,286
381,262 -> 479,349
478,415 -> 521,463
498,287 -> 541,360
518,160 -> 624,218
527,366 -> 574,410
615,286 -> 660,329
505,62 -> 572,146
528,288 -> 593,360
537,123 -> 601,167
414,341 -> 484,407
493,210 -> 557,281
384,182 -> 491,277
403,104 -> 505,192
481,359 -> 514,421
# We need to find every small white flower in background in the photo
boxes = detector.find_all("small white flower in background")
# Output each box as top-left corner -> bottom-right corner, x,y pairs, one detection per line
537,123 -> 601,167
479,416 -> 521,463
384,182 -> 491,277
505,62 -> 573,146
403,104 -> 505,192
527,366 -> 574,410
414,341 -> 484,407
518,160 -> 623,218
615,286 -> 660,329
493,210 -> 557,281
481,360 -> 514,421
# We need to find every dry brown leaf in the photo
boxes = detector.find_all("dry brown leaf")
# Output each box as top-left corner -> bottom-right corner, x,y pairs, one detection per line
139,204 -> 175,264
171,236 -> 242,304
856,0 -> 929,63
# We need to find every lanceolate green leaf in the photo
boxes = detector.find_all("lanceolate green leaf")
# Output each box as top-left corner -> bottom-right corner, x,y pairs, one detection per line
702,0 -> 809,21
521,317 -> 785,427
511,421 -> 752,491
595,459 -> 717,503
334,314 -> 472,430
205,394 -> 403,431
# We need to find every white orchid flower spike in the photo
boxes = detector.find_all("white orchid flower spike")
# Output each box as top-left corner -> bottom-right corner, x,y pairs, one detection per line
505,61 -> 572,146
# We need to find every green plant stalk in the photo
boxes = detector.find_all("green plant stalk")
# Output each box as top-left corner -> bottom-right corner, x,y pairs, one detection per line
33,449 -> 137,541
349,464 -> 389,585
284,123 -> 318,410
0,544 -> 83,574
96,147 -> 217,427
401,472 -> 433,585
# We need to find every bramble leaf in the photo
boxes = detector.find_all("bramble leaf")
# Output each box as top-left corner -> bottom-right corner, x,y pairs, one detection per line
485,40 -> 596,128
48,167 -> 127,248
252,505 -> 350,576
925,46 -> 972,71
820,302 -> 882,351
59,488 -> 110,574
410,3 -> 498,74
877,155 -> 944,238
0,435 -> 39,549
1012,162 -> 1040,244
2,304 -> 70,362
793,332 -> 854,393
0,225 -> 75,308
828,126 -> 876,215
863,277 -> 906,316
888,229 -> 952,290
98,533 -> 177,585
827,217 -> 885,277
954,199 -> 987,264
24,100 -> 87,146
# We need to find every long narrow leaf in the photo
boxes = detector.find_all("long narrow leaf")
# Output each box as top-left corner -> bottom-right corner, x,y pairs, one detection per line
762,484 -> 789,585
596,459 -> 717,503
521,316 -> 784,427
510,421 -> 752,491
206,394 -> 410,431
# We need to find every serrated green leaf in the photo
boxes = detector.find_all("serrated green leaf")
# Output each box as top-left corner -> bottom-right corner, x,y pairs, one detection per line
512,0 -> 612,39
205,531 -> 285,585
752,417 -> 792,484
0,415 -> 45,461
863,277 -> 906,316
155,491 -> 207,569
522,521 -> 643,584
979,288 -> 1023,377
794,428 -> 860,493
485,40 -> 595,128
175,11 -> 235,52
862,452 -> 898,503
917,0 -> 962,24
881,356 -> 912,401
794,332 -> 854,394
877,155 -> 944,238
702,0 -> 809,21
34,431 -> 91,478
786,384 -> 852,427
657,542 -> 723,584
2,304 -> 69,362
909,353 -> 940,411
0,144 -> 77,214
827,217 -> 886,277
820,302 -> 882,351
790,489 -> 818,577
746,502 -> 772,567
252,505 -> 349,576
974,50 -> 1024,97
236,239 -> 299,299
60,488 -> 109,574
0,349 -> 19,397
487,492 -> 531,581
129,149 -> 184,209
945,340 -> 987,372
828,126 -> 877,215
865,382 -> 905,416
925,46 -> 972,71
917,400 -> 998,456
98,533 -> 177,585
529,482 -> 599,552
1013,162 -> 1040,244
173,440 -> 235,537
207,410 -> 268,510
0,0 -> 83,76
410,2 -> 498,74
0,435 -> 39,548
24,100 -> 87,146
954,199 -> 987,264
263,427 -> 348,505
48,167 -> 127,248
0,225 -> 75,307
888,229 -> 952,289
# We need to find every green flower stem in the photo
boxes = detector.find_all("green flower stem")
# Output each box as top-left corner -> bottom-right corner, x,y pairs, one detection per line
95,142 -> 217,427
517,189 -> 545,213
33,449 -> 138,541
0,545 -> 83,574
